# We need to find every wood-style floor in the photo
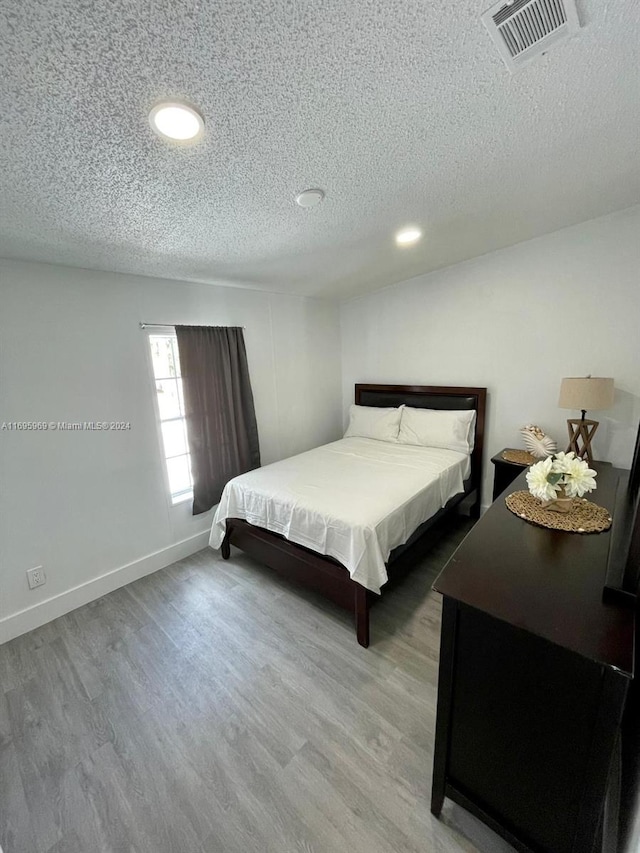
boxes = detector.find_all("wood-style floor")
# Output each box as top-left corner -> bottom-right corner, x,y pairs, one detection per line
0,517 -> 515,853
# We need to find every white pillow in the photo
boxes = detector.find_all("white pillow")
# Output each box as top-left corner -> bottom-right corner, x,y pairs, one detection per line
398,407 -> 476,454
344,405 -> 403,443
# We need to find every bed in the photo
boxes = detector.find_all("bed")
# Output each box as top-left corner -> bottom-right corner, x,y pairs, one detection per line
211,384 -> 486,646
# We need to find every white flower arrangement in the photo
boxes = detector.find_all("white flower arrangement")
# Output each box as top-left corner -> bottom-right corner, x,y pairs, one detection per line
526,451 -> 597,502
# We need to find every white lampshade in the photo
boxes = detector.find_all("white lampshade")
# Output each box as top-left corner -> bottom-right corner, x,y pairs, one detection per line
558,377 -> 615,411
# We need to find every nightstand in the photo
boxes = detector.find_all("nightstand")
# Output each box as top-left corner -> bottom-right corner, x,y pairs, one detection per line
491,448 -> 535,501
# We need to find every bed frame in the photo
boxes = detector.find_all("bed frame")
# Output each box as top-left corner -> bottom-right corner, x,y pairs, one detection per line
220,384 -> 487,647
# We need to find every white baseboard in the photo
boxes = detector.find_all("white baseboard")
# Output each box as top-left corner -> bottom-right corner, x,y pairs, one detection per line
0,531 -> 211,645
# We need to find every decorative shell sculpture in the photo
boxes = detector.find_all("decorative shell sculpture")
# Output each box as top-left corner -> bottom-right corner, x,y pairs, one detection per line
520,424 -> 557,459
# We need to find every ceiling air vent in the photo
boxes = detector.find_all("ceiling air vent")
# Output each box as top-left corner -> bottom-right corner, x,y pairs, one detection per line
481,0 -> 580,72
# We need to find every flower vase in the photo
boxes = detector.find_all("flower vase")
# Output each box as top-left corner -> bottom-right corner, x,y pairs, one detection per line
540,485 -> 573,513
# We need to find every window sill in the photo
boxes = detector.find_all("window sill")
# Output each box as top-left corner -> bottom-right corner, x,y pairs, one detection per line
171,491 -> 193,506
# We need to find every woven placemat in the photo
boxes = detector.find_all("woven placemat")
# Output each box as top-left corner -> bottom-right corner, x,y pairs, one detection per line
502,449 -> 537,465
505,490 -> 612,534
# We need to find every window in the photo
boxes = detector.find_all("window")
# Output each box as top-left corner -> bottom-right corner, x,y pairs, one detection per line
148,334 -> 193,504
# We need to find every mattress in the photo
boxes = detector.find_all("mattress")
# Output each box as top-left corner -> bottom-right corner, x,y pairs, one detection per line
209,437 -> 471,594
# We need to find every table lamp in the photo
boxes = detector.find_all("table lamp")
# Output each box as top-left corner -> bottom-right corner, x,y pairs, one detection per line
558,376 -> 615,466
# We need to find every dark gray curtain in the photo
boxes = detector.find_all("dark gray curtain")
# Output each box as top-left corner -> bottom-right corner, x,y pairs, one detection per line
175,326 -> 260,515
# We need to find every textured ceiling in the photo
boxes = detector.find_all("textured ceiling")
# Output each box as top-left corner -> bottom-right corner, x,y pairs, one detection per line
0,0 -> 638,299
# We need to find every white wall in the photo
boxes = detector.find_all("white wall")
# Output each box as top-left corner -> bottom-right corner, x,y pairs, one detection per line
341,206 -> 640,508
0,260 -> 342,641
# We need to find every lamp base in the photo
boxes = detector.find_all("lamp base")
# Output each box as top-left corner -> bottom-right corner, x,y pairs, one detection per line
566,418 -> 599,467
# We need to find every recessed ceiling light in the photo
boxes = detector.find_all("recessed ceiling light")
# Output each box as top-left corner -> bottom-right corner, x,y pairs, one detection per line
395,226 -> 422,246
149,101 -> 205,143
295,189 -> 325,208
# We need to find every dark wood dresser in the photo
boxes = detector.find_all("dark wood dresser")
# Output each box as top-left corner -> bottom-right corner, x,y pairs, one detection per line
431,464 -> 636,853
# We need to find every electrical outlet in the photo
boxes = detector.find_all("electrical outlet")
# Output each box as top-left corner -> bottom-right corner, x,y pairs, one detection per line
26,566 -> 46,590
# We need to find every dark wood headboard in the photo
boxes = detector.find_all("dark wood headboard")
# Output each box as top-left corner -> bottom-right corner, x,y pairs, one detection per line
354,383 -> 487,496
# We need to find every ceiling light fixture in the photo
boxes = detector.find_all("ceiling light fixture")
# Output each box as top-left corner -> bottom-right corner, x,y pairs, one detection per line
149,101 -> 205,143
395,226 -> 422,246
295,189 -> 325,208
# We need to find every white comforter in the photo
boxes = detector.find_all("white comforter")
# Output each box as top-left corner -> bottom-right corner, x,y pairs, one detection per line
209,437 -> 470,594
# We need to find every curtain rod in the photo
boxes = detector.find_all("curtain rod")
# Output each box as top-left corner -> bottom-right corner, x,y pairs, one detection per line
139,322 -> 245,329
